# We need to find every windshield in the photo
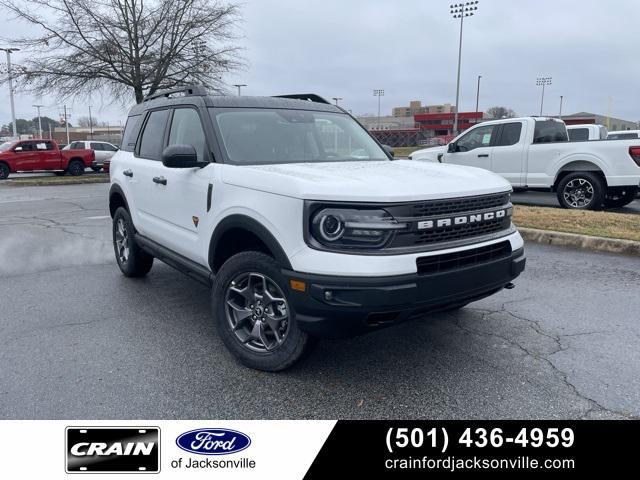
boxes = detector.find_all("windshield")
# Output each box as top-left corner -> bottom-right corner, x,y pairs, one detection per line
211,108 -> 388,165
0,142 -> 14,152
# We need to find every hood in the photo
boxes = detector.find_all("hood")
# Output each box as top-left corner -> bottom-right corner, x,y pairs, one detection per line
222,160 -> 511,202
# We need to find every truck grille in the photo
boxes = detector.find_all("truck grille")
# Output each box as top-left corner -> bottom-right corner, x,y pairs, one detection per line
384,192 -> 513,251
416,241 -> 512,275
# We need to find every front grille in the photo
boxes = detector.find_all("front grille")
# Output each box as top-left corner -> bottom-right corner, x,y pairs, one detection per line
407,192 -> 510,217
397,216 -> 509,247
416,241 -> 512,275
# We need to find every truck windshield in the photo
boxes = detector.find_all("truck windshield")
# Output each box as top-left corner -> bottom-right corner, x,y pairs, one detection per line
211,108 -> 389,165
533,120 -> 568,143
0,142 -> 13,152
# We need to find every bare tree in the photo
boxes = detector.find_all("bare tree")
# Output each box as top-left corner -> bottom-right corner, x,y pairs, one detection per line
76,115 -> 108,127
486,106 -> 517,119
1,0 -> 242,103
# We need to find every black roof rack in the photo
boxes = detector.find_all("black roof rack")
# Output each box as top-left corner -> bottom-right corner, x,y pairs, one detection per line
143,85 -> 208,102
273,94 -> 330,104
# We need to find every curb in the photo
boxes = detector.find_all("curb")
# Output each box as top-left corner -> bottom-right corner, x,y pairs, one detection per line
2,177 -> 109,187
519,227 -> 640,256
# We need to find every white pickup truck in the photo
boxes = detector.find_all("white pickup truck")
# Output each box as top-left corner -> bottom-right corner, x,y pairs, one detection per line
567,124 -> 607,141
413,117 -> 640,209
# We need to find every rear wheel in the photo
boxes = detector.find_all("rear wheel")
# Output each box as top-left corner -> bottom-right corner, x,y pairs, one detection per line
0,163 -> 9,180
556,172 -> 605,210
212,251 -> 311,371
112,207 -> 153,277
603,188 -> 638,208
68,160 -> 85,176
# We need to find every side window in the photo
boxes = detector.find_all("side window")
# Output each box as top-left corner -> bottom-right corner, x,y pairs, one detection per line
103,143 -> 118,152
18,142 -> 33,151
168,108 -> 207,162
495,122 -> 523,146
69,142 -> 81,149
90,142 -> 104,151
568,128 -> 589,141
121,115 -> 143,152
455,125 -> 495,152
138,109 -> 169,160
533,120 -> 568,143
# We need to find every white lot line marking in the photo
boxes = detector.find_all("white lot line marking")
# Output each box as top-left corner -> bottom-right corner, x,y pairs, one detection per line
83,215 -> 110,220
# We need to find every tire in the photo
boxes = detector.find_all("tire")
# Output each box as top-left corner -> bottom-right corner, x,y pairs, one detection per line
212,251 -> 311,371
91,166 -> 102,173
112,207 -> 153,277
0,162 -> 9,180
603,188 -> 638,209
68,160 -> 85,176
556,172 -> 605,210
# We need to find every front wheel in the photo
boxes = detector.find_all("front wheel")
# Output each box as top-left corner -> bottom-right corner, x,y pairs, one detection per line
112,207 -> 153,277
0,163 -> 9,180
212,251 -> 311,371
603,188 -> 638,209
556,172 -> 605,210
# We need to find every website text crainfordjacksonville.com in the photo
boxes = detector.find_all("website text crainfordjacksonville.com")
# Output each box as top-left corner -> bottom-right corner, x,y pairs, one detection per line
385,456 -> 575,472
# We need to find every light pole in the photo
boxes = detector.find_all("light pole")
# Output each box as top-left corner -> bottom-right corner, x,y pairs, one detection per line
536,76 -> 552,116
1,47 -> 20,138
475,74 -> 482,123
33,104 -> 44,138
332,97 -> 342,106
232,84 -> 246,96
373,89 -> 384,128
88,105 -> 93,139
450,2 -> 479,135
558,95 -> 563,119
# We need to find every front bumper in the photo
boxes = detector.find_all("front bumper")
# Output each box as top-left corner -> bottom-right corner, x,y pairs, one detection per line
283,247 -> 525,338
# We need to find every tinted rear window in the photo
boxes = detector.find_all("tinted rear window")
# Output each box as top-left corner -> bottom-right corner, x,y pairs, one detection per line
533,120 -> 568,143
568,128 -> 589,141
496,122 -> 522,146
121,115 -> 143,152
608,132 -> 639,140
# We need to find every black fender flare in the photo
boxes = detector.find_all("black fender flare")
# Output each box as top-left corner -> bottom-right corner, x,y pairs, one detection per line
208,214 -> 293,271
108,183 -> 130,217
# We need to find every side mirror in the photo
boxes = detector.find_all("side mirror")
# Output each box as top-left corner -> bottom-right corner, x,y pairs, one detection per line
14,146 -> 23,152
447,143 -> 456,153
162,144 -> 201,168
383,144 -> 395,158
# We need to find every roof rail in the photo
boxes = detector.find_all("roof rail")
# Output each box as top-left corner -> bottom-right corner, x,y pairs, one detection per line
143,85 -> 208,102
273,94 -> 331,104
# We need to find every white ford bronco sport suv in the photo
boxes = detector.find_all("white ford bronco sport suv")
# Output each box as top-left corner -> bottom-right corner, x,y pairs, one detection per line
109,86 -> 526,371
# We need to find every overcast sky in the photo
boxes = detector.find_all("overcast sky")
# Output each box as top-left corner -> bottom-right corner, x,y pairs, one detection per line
2,0 -> 639,126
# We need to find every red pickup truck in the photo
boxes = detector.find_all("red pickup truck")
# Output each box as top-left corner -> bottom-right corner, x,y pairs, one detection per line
0,139 -> 95,179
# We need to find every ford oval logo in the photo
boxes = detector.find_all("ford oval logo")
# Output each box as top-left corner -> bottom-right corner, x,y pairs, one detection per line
176,429 -> 251,456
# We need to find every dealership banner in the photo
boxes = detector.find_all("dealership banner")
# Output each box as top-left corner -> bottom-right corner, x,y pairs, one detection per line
0,420 -> 636,477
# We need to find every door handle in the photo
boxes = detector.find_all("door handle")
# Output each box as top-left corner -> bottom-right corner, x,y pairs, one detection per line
123,169 -> 133,177
477,154 -> 490,158
153,176 -> 167,185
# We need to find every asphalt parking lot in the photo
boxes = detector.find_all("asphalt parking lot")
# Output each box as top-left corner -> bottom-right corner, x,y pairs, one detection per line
1,183 -> 639,420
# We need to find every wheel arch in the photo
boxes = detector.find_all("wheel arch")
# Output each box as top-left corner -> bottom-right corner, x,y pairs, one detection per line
552,160 -> 608,191
208,215 -> 292,274
109,183 -> 130,218
0,160 -> 11,174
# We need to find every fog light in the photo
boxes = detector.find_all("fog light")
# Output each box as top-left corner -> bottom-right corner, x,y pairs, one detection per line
324,290 -> 333,301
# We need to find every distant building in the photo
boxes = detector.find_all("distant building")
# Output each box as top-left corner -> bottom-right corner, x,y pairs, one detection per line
51,125 -> 123,146
561,112 -> 638,131
392,100 -> 455,117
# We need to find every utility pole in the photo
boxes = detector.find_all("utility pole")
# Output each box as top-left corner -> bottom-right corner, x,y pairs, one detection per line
33,104 -> 44,138
1,47 -> 20,138
373,89 -> 384,128
63,105 -> 70,145
475,74 -> 482,124
88,105 -> 93,139
232,84 -> 246,96
450,2 -> 479,135
536,77 -> 552,116
558,95 -> 563,119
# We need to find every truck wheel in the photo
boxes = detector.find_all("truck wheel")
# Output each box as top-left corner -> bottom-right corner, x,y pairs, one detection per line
603,188 -> 638,209
0,163 -> 9,180
112,207 -> 153,277
556,172 -> 605,210
68,160 -> 85,176
212,251 -> 311,371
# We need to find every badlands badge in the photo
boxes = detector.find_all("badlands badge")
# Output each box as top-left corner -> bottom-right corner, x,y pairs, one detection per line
65,427 -> 160,473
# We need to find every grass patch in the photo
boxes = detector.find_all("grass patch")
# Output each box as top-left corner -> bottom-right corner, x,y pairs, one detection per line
4,174 -> 109,187
513,205 -> 640,242
393,146 -> 425,157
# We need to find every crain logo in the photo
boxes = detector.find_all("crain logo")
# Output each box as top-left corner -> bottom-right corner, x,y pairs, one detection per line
176,428 -> 251,456
65,427 -> 160,473
417,208 -> 510,230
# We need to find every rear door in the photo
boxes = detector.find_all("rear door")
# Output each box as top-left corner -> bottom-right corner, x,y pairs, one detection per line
34,140 -> 61,170
441,124 -> 496,170
90,142 -> 107,163
490,121 -> 526,186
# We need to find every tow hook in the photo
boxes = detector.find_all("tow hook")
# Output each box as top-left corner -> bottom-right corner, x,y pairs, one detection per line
505,282 -> 515,290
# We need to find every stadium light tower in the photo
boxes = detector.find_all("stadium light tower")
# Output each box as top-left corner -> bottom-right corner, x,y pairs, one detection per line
536,76 -> 552,116
373,89 -> 384,128
232,84 -> 247,96
332,97 -> 343,106
449,1 -> 479,135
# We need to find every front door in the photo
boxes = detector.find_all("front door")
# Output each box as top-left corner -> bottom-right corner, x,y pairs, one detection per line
442,124 -> 496,170
11,141 -> 37,171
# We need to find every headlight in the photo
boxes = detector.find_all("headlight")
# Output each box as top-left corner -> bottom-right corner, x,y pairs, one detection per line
309,207 -> 407,250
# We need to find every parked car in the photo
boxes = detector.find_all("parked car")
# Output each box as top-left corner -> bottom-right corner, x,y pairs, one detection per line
414,117 -> 640,210
567,124 -> 607,141
0,139 -> 95,179
108,87 -> 525,371
63,140 -> 119,171
607,130 -> 640,140
407,145 -> 447,161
